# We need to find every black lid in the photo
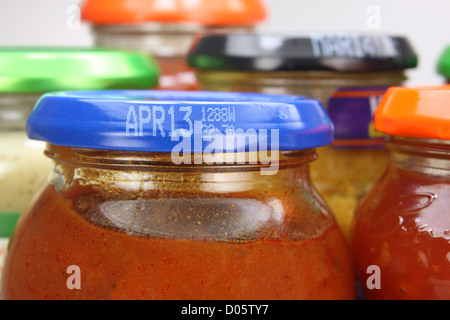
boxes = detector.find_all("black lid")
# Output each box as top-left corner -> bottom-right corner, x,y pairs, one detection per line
188,32 -> 418,72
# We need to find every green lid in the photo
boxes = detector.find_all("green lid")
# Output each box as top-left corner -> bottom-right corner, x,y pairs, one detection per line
0,212 -> 20,238
0,48 -> 160,93
437,46 -> 450,78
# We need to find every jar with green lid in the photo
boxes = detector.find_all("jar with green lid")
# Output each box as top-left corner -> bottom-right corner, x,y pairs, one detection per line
81,0 -> 268,90
188,31 -> 418,240
437,45 -> 450,83
0,48 -> 159,281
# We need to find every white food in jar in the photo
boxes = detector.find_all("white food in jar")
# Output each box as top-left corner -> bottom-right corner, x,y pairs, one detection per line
0,131 -> 51,213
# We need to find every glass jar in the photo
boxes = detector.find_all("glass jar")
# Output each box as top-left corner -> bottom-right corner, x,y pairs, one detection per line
188,32 -> 417,104
1,90 -> 355,300
0,94 -> 50,279
0,48 -> 159,286
351,86 -> 450,300
81,0 -> 268,91
311,86 -> 391,240
437,45 -> 450,83
188,31 -> 418,240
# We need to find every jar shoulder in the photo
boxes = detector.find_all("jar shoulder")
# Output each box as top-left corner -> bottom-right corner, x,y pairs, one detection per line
21,180 -> 337,242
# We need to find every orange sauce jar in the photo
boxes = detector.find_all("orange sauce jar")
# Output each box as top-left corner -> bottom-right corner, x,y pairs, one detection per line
1,90 -> 355,300
81,0 -> 268,90
351,86 -> 450,300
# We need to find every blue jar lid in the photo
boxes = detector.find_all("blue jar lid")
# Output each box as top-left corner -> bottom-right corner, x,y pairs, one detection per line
27,90 -> 333,152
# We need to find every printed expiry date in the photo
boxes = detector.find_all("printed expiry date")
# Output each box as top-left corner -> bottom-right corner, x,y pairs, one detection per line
126,105 -> 237,138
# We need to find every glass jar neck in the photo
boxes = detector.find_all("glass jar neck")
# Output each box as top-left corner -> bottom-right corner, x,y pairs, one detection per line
93,23 -> 201,57
92,24 -> 256,58
387,136 -> 450,178
45,144 -> 318,194
0,93 -> 41,130
196,70 -> 407,102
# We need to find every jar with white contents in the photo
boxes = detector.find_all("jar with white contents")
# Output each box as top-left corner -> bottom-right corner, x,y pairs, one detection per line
0,48 -> 159,282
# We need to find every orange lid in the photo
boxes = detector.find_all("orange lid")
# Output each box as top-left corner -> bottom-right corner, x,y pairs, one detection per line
81,0 -> 268,25
375,86 -> 450,140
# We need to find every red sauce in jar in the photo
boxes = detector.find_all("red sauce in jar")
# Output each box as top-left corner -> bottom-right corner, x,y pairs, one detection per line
351,166 -> 450,300
2,185 -> 355,300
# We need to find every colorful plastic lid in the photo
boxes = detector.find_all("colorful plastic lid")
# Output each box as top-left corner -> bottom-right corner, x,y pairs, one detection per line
0,213 -> 20,237
27,90 -> 333,152
188,32 -> 418,72
375,86 -> 450,140
81,0 -> 267,25
0,48 -> 159,93
437,46 -> 450,78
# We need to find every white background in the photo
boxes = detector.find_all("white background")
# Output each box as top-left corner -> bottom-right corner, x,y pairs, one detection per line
0,0 -> 449,85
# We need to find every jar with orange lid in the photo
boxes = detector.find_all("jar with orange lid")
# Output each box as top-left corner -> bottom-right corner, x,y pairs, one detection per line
1,90 -> 355,300
81,0 -> 268,90
351,86 -> 450,300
